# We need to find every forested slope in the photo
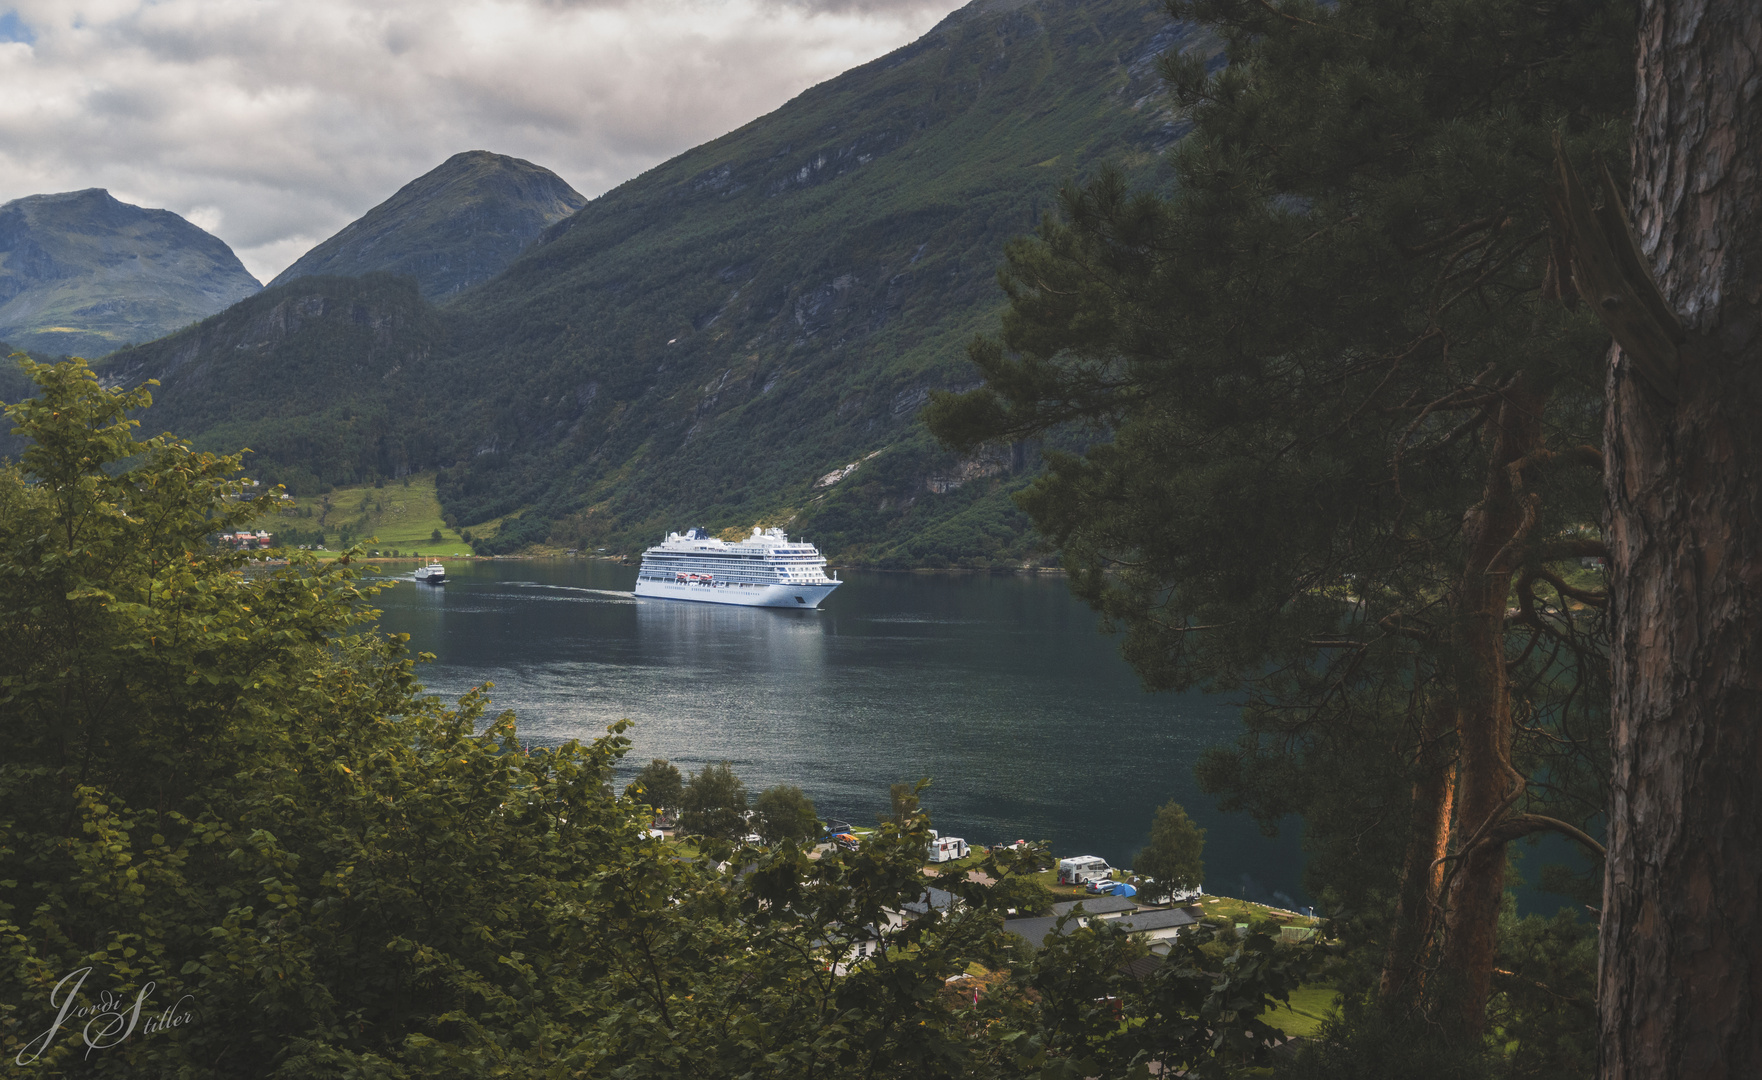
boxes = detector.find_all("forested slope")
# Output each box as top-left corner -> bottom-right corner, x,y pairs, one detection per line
98,0 -> 1209,564
431,0 -> 1201,559
102,275 -> 450,494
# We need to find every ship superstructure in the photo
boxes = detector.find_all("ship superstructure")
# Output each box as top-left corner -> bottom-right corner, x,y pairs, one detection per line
634,527 -> 840,608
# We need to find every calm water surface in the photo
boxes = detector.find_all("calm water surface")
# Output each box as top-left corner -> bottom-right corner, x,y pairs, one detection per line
373,559 -> 1309,907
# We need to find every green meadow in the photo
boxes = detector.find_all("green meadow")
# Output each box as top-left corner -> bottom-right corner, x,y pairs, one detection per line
271,472 -> 498,557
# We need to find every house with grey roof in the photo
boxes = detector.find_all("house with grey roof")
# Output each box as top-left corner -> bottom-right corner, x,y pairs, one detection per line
1003,904 -> 1203,952
1050,895 -> 1138,919
1109,907 -> 1201,947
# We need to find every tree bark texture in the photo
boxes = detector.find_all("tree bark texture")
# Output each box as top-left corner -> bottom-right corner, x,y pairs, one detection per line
1439,380 -> 1547,1032
1380,703 -> 1456,1008
1600,1 -> 1762,1075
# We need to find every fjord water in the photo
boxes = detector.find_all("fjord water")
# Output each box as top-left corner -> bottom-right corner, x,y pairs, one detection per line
373,559 -> 1309,907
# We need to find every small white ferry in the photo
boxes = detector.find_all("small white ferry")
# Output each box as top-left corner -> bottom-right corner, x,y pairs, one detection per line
413,562 -> 446,584
634,527 -> 840,608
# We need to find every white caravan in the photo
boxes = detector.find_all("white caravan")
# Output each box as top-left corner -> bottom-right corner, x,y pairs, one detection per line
927,835 -> 970,863
1057,856 -> 1113,885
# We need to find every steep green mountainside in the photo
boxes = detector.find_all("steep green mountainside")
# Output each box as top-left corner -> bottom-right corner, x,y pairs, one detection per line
97,0 -> 1210,566
102,275 -> 449,494
431,0 -> 1203,560
0,189 -> 262,359
0,346 -> 37,460
267,152 -> 587,300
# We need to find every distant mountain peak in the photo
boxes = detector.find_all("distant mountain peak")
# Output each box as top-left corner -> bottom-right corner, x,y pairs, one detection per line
267,151 -> 587,300
0,189 -> 261,359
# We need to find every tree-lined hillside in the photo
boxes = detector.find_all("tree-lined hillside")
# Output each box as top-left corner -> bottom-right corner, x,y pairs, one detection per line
102,274 -> 449,494
97,0 -> 1209,565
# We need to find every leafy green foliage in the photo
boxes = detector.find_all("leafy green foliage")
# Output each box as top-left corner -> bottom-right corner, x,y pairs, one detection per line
1133,801 -> 1205,898
754,784 -> 821,845
1285,997 -> 1498,1080
987,875 -> 1058,917
680,760 -> 750,841
1487,908 -> 1599,1078
0,359 -> 1318,1077
888,780 -> 923,826
628,757 -> 684,811
1004,919 -> 1313,1080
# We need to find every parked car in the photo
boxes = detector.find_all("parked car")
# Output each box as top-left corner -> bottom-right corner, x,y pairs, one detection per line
1084,879 -> 1137,897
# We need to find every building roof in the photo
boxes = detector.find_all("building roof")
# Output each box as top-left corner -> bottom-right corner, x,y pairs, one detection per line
1001,915 -> 1062,950
1050,895 -> 1138,918
901,887 -> 957,916
1004,905 -> 1202,952
1109,908 -> 1202,934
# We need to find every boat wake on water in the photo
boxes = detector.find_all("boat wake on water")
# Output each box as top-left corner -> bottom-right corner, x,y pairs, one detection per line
512,583 -> 638,600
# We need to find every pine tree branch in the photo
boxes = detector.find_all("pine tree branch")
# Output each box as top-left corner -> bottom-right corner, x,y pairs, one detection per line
1549,135 -> 1686,403
1476,813 -> 1606,858
1535,567 -> 1607,609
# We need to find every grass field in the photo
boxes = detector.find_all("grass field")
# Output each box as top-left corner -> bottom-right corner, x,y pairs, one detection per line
271,473 -> 498,557
1260,986 -> 1341,1038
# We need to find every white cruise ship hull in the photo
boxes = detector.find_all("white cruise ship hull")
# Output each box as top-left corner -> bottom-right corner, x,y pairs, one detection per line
634,578 -> 839,608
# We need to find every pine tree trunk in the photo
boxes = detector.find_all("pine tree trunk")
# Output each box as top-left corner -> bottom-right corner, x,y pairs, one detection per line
1599,1 -> 1762,1075
1439,380 -> 1545,1032
1380,702 -> 1456,1007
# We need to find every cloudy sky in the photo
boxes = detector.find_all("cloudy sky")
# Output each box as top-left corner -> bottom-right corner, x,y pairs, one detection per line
0,0 -> 964,281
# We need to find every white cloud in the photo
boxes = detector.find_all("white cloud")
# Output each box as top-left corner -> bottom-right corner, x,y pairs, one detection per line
0,0 -> 963,281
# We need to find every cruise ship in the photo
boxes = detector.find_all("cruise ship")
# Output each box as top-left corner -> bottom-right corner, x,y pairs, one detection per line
634,527 -> 841,608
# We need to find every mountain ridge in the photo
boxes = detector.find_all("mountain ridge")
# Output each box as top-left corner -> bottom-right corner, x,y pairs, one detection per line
0,189 -> 261,359
267,151 -> 586,299
99,0 -> 1211,567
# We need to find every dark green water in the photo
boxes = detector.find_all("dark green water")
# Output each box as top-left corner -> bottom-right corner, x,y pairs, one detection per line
373,559 -> 1310,908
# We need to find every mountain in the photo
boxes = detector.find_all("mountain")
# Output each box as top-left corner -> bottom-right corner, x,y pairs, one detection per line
100,274 -> 447,493
101,0 -> 1213,566
0,189 -> 262,359
267,152 -> 587,299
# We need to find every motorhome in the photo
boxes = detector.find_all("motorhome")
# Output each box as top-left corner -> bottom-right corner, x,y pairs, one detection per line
1057,856 -> 1112,885
927,835 -> 970,863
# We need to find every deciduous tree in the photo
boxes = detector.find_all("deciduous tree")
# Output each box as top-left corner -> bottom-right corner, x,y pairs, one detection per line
1134,801 -> 1206,900
754,783 -> 821,845
681,760 -> 750,841
629,757 -> 685,812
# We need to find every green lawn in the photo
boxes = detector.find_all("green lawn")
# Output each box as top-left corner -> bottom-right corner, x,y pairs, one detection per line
1260,986 -> 1340,1038
271,472 -> 497,557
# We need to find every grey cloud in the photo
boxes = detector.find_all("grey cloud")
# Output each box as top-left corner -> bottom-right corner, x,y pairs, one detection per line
0,0 -> 964,280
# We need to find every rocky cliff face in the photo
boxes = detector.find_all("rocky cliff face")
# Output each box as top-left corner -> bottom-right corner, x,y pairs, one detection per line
268,152 -> 586,299
0,189 -> 261,359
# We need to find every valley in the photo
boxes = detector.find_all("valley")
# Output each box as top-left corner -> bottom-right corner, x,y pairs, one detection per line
10,0 -> 1215,570
82,0 -> 1212,567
